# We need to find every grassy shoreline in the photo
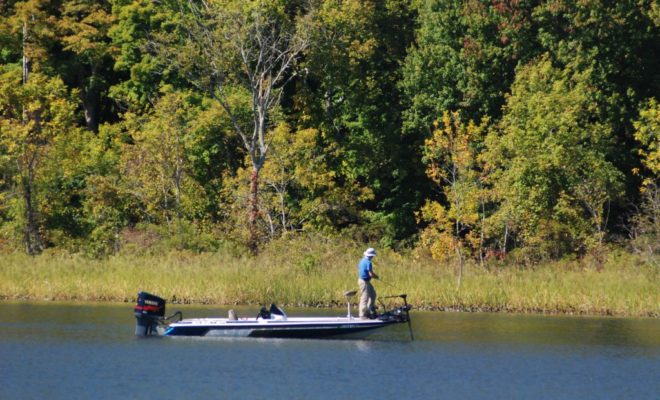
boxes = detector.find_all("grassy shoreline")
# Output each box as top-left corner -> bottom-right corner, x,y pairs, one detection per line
1,239 -> 658,317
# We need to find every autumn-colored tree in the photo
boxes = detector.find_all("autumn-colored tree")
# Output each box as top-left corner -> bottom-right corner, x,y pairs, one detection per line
630,99 -> 659,261
0,70 -> 78,254
0,0 -> 656,258
57,0 -> 116,132
0,0 -> 64,254
634,99 -> 660,182
420,111 -> 488,285
5,0 -> 58,77
120,90 -> 211,225
222,123 -> 373,243
261,124 -> 373,237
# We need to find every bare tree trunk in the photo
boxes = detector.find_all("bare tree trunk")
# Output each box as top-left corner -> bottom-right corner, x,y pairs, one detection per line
265,212 -> 275,238
21,20 -> 43,255
173,130 -> 183,221
174,164 -> 181,219
451,164 -> 463,286
594,200 -> 610,271
479,182 -> 485,268
455,238 -> 463,287
502,222 -> 509,256
278,186 -> 287,233
21,167 -> 42,255
22,22 -> 30,85
82,87 -> 99,133
248,168 -> 260,254
455,206 -> 463,287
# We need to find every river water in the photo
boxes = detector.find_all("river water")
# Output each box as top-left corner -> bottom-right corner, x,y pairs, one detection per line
0,302 -> 658,399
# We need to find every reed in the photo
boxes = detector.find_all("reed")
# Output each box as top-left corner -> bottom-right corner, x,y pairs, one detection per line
0,237 -> 657,317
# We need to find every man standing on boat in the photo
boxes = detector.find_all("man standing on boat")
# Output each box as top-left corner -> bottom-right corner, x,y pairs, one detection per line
358,247 -> 379,319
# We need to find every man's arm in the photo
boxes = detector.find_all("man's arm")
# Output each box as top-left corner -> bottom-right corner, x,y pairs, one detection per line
369,270 -> 379,280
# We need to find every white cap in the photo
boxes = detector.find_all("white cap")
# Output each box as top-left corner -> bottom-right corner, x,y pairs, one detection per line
363,248 -> 376,257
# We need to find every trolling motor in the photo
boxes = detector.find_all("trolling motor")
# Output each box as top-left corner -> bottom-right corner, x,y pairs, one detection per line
134,291 -> 182,336
379,293 -> 414,340
379,294 -> 411,321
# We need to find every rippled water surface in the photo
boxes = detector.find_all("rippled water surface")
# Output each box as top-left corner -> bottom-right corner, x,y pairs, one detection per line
1,302 -> 658,399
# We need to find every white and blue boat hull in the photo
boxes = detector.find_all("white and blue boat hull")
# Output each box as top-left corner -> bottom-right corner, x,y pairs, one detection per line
164,317 -> 401,338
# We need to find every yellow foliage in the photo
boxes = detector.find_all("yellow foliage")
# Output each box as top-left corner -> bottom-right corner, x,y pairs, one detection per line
420,111 -> 489,263
634,99 -> 660,182
222,122 -> 374,238
419,200 -> 453,261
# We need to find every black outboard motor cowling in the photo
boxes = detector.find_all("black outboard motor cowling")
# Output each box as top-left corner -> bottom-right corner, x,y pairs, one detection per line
134,292 -> 166,336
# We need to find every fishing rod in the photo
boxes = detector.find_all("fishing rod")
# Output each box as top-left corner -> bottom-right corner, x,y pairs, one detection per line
375,278 -> 399,313
375,277 -> 398,289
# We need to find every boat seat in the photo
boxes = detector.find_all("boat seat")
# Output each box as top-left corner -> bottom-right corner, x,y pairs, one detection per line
269,304 -> 287,320
256,306 -> 271,320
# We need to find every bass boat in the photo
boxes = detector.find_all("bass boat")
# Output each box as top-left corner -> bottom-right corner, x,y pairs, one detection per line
134,291 -> 413,339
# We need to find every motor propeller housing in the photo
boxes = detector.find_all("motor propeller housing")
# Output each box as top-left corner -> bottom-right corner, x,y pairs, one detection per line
134,292 -> 166,336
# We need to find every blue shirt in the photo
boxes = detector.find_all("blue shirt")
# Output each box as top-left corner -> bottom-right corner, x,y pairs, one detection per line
358,257 -> 373,280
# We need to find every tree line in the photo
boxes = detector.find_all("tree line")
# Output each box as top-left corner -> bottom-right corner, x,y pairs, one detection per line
0,0 -> 657,265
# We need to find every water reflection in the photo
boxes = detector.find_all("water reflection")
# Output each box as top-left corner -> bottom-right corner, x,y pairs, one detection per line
412,310 -> 660,348
2,301 -> 658,347
0,302 -> 658,400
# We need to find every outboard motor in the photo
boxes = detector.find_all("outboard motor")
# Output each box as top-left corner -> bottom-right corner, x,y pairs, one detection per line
134,292 -> 166,336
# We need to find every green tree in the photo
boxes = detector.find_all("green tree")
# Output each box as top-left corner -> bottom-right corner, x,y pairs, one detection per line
401,0 -> 464,135
108,0 -> 183,111
400,0 -> 539,250
38,117 -> 95,250
77,122 -> 138,256
401,0 -> 537,132
165,0 -> 314,252
533,0 -> 660,201
298,0 -> 418,244
485,56 -> 623,260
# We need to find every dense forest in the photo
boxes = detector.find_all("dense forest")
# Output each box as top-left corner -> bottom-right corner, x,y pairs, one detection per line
0,0 -> 658,266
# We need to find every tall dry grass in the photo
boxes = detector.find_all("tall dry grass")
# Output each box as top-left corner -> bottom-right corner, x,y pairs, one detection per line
0,236 -> 657,317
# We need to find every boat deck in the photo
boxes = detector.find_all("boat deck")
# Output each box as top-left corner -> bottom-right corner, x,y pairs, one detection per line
165,316 -> 396,338
174,316 -> 382,325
